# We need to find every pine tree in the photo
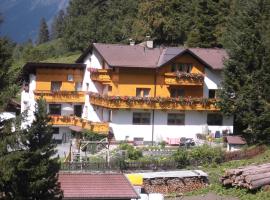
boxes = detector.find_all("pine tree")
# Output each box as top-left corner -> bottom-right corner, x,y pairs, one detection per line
51,10 -> 66,39
37,18 -> 49,44
0,21 -> 18,112
187,0 -> 231,47
132,0 -> 192,45
0,99 -> 62,199
219,0 -> 270,143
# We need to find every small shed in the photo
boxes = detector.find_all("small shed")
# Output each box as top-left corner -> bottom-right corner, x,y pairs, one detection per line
58,173 -> 140,200
225,136 -> 247,151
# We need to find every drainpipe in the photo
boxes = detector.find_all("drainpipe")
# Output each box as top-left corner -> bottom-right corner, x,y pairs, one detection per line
151,68 -> 157,146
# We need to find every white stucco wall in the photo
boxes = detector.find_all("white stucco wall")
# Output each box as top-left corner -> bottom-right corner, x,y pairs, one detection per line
21,74 -> 37,128
53,127 -> 72,143
82,49 -> 105,122
110,110 -> 233,142
203,68 -> 222,97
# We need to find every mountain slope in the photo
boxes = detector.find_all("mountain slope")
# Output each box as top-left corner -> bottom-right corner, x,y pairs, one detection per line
0,0 -> 69,43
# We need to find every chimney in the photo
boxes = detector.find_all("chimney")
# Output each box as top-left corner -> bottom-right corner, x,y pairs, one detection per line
129,38 -> 135,46
146,35 -> 153,48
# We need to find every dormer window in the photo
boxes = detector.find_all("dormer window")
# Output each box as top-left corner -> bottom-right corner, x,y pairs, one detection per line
172,63 -> 192,73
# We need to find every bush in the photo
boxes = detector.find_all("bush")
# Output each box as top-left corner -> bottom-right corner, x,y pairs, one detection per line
173,148 -> 190,168
159,141 -> 166,149
189,144 -> 224,165
82,130 -> 107,141
119,143 -> 143,160
173,144 -> 224,168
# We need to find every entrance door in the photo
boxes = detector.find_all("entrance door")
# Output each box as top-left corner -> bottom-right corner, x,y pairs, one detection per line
74,105 -> 82,117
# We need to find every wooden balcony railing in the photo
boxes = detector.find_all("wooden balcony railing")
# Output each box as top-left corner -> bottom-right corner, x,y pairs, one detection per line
34,90 -> 85,103
89,68 -> 111,83
89,92 -> 219,111
164,72 -> 204,85
49,115 -> 109,133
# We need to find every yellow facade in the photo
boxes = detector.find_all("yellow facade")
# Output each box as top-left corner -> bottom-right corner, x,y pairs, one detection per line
36,68 -> 83,91
92,53 -> 206,99
35,68 -> 84,102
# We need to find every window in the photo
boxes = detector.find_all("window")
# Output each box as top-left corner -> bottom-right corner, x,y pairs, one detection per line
136,88 -> 150,97
86,83 -> 89,91
170,88 -> 185,98
167,113 -> 185,125
133,112 -> 151,125
207,113 -> 223,125
52,127 -> 59,134
67,74 -> 73,81
51,81 -> 62,92
49,104 -> 61,115
208,89 -> 216,99
74,105 -> 82,117
108,85 -> 112,92
75,82 -> 82,91
172,63 -> 192,73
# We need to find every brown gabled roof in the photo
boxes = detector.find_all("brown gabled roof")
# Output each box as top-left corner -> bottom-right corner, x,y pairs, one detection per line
93,43 -> 162,68
76,43 -> 228,70
58,173 -> 139,199
189,48 -> 228,70
226,136 -> 247,145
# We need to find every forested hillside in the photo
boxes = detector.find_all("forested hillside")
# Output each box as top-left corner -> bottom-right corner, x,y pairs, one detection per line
63,0 -> 232,50
11,0 -> 233,64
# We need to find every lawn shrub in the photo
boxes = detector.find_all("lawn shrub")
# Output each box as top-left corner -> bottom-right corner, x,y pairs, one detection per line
173,144 -> 224,168
189,144 -> 224,165
173,148 -> 190,168
119,143 -> 143,160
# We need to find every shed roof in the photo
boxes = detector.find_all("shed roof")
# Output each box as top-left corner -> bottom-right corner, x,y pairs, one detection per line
226,136 -> 247,145
58,173 -> 139,199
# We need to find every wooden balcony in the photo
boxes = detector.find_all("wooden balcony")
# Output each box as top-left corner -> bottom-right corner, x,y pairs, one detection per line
89,92 -> 219,111
34,90 -> 85,103
164,72 -> 204,85
49,115 -> 109,133
89,69 -> 111,83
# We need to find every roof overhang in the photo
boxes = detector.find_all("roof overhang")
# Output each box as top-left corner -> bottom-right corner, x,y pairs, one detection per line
22,62 -> 86,80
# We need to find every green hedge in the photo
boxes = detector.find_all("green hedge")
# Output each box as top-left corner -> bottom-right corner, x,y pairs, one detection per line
173,144 -> 224,168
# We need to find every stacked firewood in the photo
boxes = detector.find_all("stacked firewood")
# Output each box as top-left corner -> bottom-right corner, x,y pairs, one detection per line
143,177 -> 207,194
221,163 -> 270,190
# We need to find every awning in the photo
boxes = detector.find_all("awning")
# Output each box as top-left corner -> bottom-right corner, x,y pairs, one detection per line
69,126 -> 82,132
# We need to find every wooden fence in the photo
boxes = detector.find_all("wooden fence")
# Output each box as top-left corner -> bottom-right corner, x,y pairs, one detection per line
61,159 -> 178,171
224,145 -> 267,162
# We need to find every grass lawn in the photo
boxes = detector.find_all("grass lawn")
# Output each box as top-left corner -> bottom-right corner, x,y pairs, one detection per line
185,146 -> 270,200
42,53 -> 81,63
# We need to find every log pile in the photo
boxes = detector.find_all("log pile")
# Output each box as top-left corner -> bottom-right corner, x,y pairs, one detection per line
143,177 -> 207,194
221,163 -> 270,190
